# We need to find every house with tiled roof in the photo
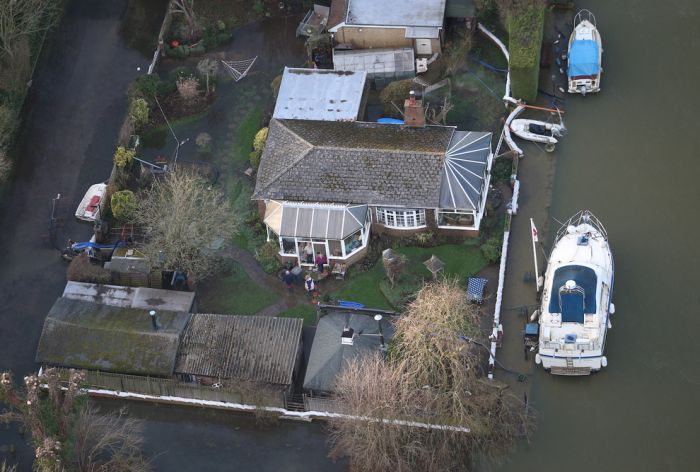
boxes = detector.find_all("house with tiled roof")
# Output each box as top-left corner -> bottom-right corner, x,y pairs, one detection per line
253,93 -> 493,268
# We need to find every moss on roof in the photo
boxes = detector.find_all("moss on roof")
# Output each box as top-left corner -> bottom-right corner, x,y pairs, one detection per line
35,298 -> 190,377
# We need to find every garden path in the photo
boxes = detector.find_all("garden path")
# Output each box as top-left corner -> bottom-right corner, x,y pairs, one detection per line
227,247 -> 311,316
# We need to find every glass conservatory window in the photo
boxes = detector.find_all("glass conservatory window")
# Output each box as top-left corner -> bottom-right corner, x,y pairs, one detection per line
437,210 -> 475,228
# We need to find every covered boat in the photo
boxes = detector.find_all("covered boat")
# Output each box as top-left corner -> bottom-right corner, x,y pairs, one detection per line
534,211 -> 615,375
567,10 -> 602,95
509,119 -> 565,145
75,183 -> 107,222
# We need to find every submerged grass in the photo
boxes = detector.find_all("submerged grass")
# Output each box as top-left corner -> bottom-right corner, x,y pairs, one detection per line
197,261 -> 278,315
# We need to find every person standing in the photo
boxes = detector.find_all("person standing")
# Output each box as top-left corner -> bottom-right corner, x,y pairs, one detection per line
304,275 -> 316,299
304,242 -> 314,264
315,252 -> 326,273
282,270 -> 294,290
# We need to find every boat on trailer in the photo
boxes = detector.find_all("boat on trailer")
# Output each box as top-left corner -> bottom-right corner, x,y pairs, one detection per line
567,9 -> 602,95
75,182 -> 107,222
509,119 -> 565,146
534,211 -> 615,375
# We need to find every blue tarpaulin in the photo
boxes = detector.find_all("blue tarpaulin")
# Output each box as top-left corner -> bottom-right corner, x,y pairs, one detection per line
549,265 -> 598,319
568,40 -> 600,77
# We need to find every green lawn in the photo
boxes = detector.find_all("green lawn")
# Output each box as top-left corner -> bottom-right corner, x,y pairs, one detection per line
197,261 -> 278,315
231,107 -> 263,168
331,244 -> 488,310
275,304 -> 317,326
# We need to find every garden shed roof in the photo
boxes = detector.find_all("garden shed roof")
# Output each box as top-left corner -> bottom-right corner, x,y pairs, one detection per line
264,201 -> 367,239
253,119 -> 492,210
62,281 -> 196,312
175,314 -> 302,386
332,48 -> 415,78
330,0 -> 446,28
273,67 -> 367,122
303,310 -> 396,393
35,298 -> 190,377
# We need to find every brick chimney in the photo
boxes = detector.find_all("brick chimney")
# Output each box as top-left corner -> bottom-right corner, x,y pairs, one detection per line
403,90 -> 425,128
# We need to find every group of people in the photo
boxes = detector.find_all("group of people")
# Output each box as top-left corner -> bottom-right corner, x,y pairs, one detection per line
280,243 -> 328,299
304,242 -> 327,273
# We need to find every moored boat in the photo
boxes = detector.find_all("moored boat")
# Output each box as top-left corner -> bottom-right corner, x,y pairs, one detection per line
75,182 -> 107,222
509,119 -> 565,145
534,211 -> 614,375
567,10 -> 603,95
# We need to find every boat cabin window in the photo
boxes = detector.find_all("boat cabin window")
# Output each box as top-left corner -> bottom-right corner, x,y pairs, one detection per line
548,265 -> 597,322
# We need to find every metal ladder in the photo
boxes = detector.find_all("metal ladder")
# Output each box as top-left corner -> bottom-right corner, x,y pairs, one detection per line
566,357 -> 574,368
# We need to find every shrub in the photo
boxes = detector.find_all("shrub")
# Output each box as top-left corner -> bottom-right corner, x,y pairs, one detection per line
67,253 -> 112,284
0,104 -> 18,149
113,146 -> 135,168
270,74 -> 283,99
491,155 -> 513,182
481,235 -> 503,264
378,79 -> 415,118
129,74 -> 158,101
0,149 -> 11,183
508,1 -> 545,102
257,240 -> 282,274
110,190 -> 137,222
249,126 -> 268,169
176,76 -> 200,102
196,132 -> 212,151
129,97 -> 149,130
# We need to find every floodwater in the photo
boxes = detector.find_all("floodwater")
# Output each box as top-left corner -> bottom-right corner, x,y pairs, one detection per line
497,0 -> 700,470
2,0 -> 698,470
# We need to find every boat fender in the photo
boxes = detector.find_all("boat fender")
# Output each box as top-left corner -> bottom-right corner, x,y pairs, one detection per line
534,353 -> 542,365
601,356 -> 608,368
609,303 -> 615,315
530,309 -> 540,321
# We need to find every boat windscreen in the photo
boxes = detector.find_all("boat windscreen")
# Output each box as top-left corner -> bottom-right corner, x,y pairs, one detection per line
568,40 -> 600,77
549,265 -> 597,318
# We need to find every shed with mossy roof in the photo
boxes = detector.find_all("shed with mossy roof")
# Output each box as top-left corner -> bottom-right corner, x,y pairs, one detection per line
35,297 -> 190,377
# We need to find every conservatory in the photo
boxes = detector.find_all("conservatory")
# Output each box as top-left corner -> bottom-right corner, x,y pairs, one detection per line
264,201 -> 371,266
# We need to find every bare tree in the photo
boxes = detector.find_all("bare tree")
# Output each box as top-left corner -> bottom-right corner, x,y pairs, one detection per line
382,249 -> 407,288
0,370 -> 151,472
0,0 -> 58,60
170,0 -> 199,40
328,280 -> 532,471
176,76 -> 200,103
136,167 -> 237,280
72,406 -> 150,472
196,57 -> 219,96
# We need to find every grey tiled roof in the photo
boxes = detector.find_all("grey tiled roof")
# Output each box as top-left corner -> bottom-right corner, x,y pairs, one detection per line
253,119 -> 455,208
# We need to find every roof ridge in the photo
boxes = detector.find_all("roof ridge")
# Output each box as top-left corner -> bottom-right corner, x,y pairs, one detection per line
253,120 -> 314,198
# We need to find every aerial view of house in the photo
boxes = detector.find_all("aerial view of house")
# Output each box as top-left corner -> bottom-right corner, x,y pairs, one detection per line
0,1 -> 695,471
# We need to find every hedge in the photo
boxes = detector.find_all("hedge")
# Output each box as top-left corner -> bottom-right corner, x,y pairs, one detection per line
508,3 -> 545,103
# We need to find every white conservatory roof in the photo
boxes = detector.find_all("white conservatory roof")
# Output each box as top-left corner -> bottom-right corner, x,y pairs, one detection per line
439,131 -> 492,210
264,201 -> 368,240
333,48 -> 415,76
273,67 -> 367,122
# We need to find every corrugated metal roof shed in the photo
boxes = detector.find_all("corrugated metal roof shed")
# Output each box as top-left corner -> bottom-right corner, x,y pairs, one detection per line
273,67 -> 367,122
342,0 -> 446,27
175,314 -> 303,386
303,310 -> 396,393
62,281 -> 196,312
35,298 -> 190,377
333,48 -> 415,79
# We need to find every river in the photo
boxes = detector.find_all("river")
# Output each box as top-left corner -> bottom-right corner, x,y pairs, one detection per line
2,0 -> 698,470
497,0 -> 700,470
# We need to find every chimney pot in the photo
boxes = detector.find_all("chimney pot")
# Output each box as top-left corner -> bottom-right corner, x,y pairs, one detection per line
403,91 -> 425,128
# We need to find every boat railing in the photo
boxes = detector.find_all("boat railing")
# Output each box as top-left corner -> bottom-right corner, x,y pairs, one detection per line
574,9 -> 596,28
542,341 -> 596,352
554,210 -> 608,244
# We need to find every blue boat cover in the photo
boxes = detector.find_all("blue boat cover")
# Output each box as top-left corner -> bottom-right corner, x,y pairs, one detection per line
568,40 -> 600,77
548,265 -> 597,321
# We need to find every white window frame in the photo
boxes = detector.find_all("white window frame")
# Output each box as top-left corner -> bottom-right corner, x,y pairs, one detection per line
376,208 -> 427,230
436,209 -> 477,230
